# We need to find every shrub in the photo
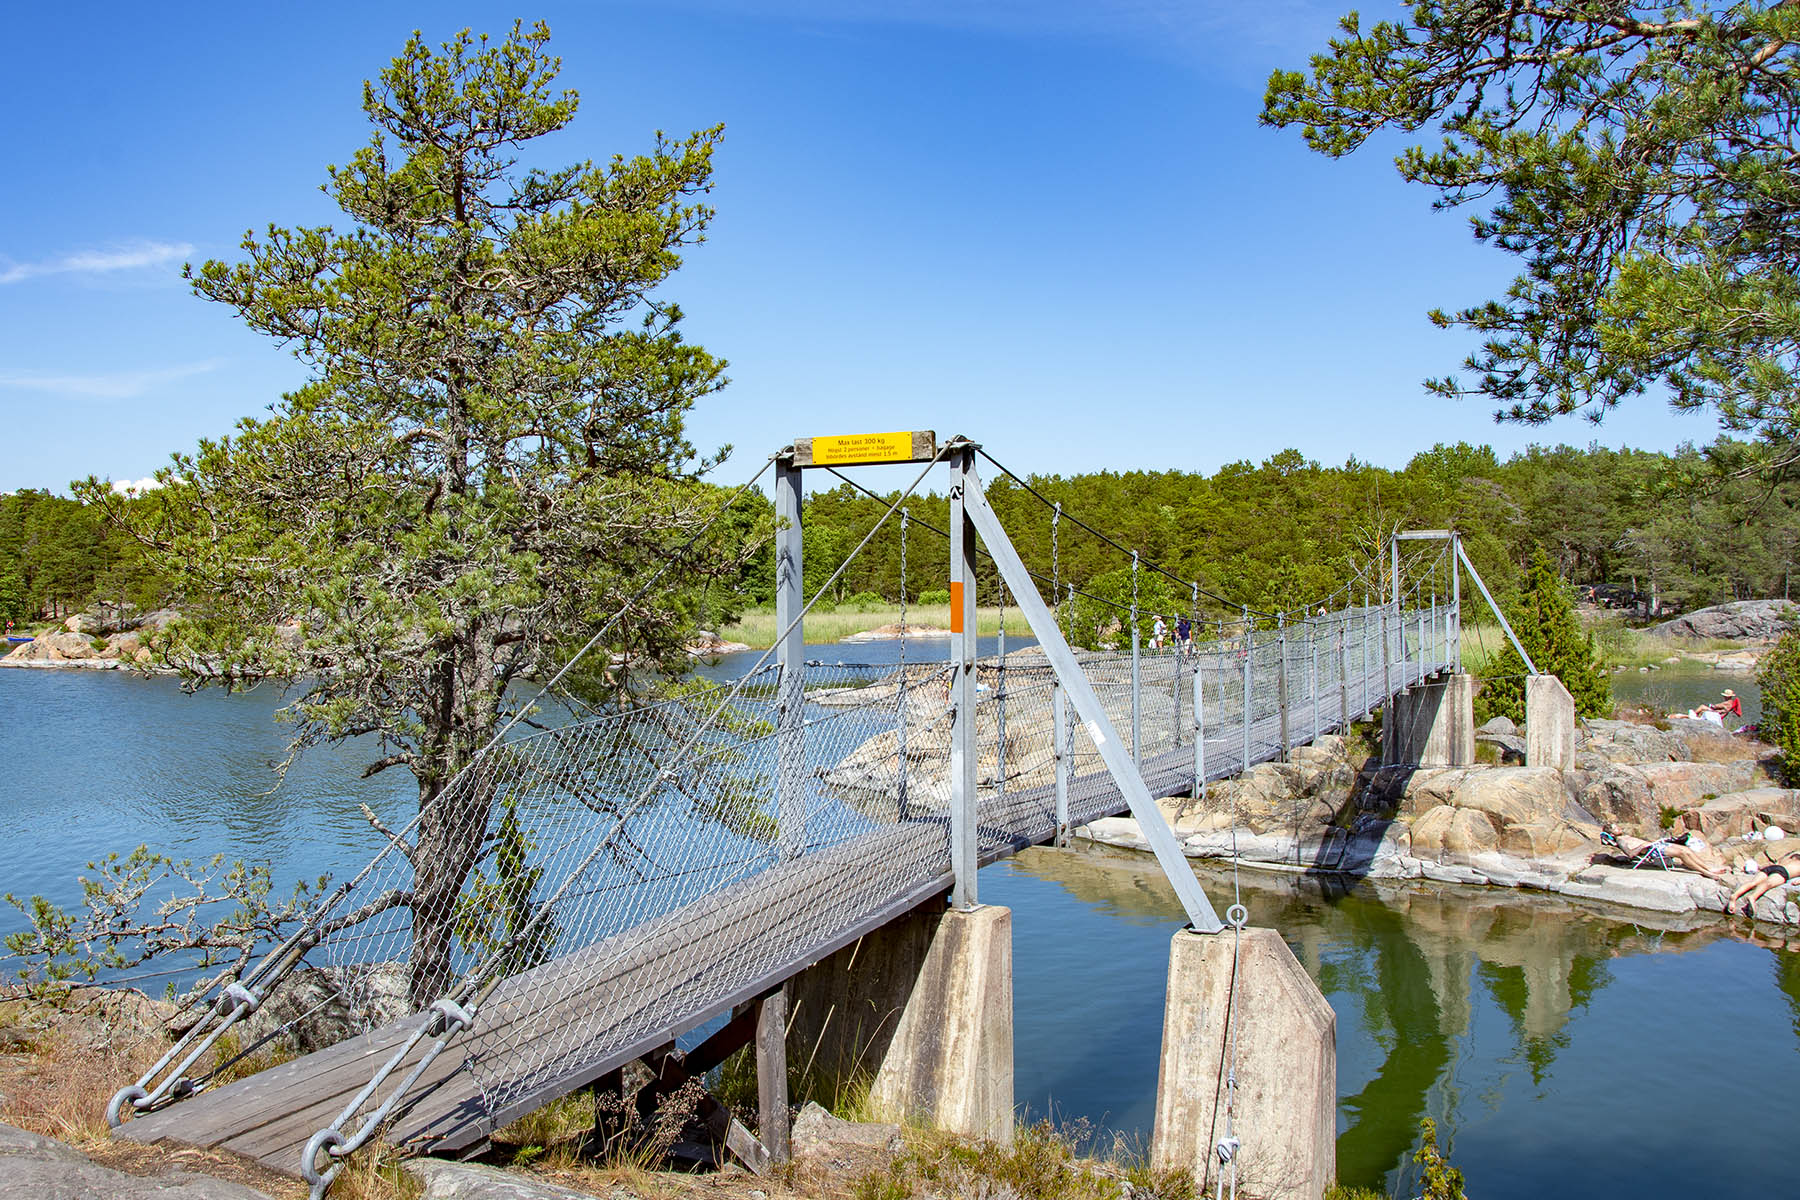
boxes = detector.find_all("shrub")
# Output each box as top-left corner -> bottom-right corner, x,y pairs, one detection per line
917,588 -> 951,606
1064,566 -> 1181,650
1415,1118 -> 1466,1200
844,591 -> 886,612
1757,628 -> 1800,783
1478,547 -> 1610,723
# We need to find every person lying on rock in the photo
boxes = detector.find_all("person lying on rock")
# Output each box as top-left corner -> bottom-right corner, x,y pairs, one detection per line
1598,824 -> 1730,880
1726,851 -> 1800,916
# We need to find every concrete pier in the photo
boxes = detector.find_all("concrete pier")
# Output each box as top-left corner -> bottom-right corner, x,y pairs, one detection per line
1526,674 -> 1576,770
1382,671 -> 1475,766
1151,927 -> 1335,1200
785,900 -> 1013,1143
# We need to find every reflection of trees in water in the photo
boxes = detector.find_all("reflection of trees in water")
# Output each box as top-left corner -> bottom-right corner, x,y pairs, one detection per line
1769,940 -> 1800,1044
1322,897 -> 1453,1193
1009,846 -> 1768,1191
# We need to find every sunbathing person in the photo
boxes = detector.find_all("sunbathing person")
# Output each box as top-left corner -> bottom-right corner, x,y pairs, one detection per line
1598,824 -> 1731,880
1727,851 -> 1800,915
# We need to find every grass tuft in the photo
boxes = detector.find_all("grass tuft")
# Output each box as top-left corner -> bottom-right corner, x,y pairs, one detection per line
329,1144 -> 422,1200
851,1119 -> 1197,1200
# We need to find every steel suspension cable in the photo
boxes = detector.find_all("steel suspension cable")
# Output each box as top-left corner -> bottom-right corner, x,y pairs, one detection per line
973,447 -> 1272,618
109,453 -> 784,1132
299,446 -> 951,1196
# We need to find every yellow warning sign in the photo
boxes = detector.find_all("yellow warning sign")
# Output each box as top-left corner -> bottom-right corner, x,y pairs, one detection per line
792,431 -> 936,468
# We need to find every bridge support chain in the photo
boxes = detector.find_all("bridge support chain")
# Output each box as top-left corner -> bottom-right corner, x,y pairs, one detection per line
1526,674 -> 1577,771
784,896 -> 1013,1144
1382,672 -> 1475,767
1151,927 -> 1336,1200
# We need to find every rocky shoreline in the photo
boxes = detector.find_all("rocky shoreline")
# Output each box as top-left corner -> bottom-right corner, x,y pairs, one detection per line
0,611 -> 750,672
1082,714 -> 1800,926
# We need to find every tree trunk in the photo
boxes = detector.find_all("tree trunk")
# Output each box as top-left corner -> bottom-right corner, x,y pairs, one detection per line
405,636 -> 505,1011
408,769 -> 493,1009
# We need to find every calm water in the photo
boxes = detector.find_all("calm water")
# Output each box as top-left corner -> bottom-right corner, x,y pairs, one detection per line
1609,661 -> 1762,724
3,663 -> 1798,1195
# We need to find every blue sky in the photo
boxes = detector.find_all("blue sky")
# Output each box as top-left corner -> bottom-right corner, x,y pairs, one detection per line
0,0 -> 1722,495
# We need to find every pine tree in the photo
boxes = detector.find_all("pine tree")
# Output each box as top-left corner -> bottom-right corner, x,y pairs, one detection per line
1480,547 -> 1611,723
75,24 -> 739,1006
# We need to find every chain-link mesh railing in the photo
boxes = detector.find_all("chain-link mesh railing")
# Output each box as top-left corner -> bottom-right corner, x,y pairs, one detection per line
113,598 -> 1456,1179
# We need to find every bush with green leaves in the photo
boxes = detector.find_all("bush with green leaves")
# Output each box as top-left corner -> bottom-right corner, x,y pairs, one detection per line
1758,627 -> 1800,784
1477,546 -> 1610,723
1414,1118 -> 1466,1200
917,588 -> 951,606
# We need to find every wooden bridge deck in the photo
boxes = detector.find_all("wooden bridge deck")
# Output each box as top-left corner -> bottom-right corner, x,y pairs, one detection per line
119,657 -> 1440,1178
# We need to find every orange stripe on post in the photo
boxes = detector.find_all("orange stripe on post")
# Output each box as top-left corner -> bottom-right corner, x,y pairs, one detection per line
949,581 -> 965,632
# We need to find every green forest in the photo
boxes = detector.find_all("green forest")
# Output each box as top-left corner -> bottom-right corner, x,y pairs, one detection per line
7,436 -> 1800,629
744,436 -> 1800,624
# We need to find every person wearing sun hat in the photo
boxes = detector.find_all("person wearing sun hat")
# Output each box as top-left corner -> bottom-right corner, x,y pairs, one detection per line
1717,688 -> 1743,720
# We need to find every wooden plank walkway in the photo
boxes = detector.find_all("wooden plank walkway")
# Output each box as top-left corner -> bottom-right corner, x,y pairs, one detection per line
119,654 -> 1443,1178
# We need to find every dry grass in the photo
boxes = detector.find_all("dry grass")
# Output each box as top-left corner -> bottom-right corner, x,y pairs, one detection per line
0,989 -> 311,1198
1461,618 -> 1753,675
724,605 -> 1016,649
0,1013 -> 165,1146
328,1144 -> 423,1200
1682,733 -> 1775,764
491,1087 -> 594,1148
521,1158 -> 699,1200
847,1121 -> 1197,1200
0,989 -> 1191,1200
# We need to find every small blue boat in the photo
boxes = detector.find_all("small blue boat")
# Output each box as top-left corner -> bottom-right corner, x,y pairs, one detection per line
5,636 -> 32,644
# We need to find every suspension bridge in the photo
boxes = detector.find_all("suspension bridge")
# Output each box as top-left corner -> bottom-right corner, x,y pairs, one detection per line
106,434 -> 1479,1197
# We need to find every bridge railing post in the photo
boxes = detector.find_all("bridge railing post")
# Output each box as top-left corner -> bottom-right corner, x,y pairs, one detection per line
1241,610 -> 1253,772
1277,613 -> 1289,761
949,447 -> 978,909
1338,617 -> 1349,730
1379,602 -> 1392,709
1131,611 -> 1142,767
1451,531 -> 1462,671
1172,648 -> 1183,755
1053,682 -> 1070,847
1362,598 -> 1372,720
1310,624 -> 1320,743
774,455 -> 806,859
1193,656 -> 1206,804
996,625 -> 1007,796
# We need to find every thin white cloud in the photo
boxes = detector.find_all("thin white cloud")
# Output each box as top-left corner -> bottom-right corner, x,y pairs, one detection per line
0,360 -> 221,400
0,240 -> 194,286
110,477 -> 165,496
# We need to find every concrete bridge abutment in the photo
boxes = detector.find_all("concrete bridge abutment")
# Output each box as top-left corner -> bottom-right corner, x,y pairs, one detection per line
1152,927 -> 1336,1200
783,898 -> 1014,1143
1381,671 -> 1475,767
1525,674 -> 1576,770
